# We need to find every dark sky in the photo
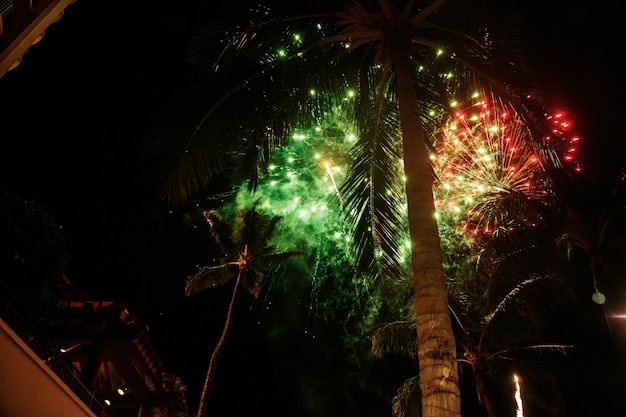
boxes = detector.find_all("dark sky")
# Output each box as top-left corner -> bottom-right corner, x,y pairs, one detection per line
0,1 -> 623,416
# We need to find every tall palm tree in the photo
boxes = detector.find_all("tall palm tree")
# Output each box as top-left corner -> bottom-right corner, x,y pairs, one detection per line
185,200 -> 305,417
145,2 -> 547,415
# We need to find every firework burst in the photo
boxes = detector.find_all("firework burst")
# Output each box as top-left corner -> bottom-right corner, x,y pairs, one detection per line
431,93 -> 551,236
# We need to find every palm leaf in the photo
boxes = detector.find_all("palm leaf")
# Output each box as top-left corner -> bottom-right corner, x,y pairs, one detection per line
391,375 -> 422,417
254,250 -> 307,269
203,209 -> 240,256
479,274 -> 579,354
244,250 -> 307,298
476,226 -> 567,304
340,68 -> 409,287
144,8 -> 362,207
185,264 -> 236,296
371,320 -> 418,360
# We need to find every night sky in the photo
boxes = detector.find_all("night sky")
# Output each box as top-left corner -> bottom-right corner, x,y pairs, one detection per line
0,1 -> 623,416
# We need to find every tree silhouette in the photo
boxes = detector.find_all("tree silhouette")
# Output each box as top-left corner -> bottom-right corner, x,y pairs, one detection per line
185,199 -> 305,417
0,185 -> 69,316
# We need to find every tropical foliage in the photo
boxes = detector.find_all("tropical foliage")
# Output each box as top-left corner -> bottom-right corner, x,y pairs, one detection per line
144,1 -> 594,416
185,200 -> 305,417
0,185 -> 70,316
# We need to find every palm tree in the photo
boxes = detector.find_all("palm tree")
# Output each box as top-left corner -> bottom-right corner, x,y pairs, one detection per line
185,199 -> 305,417
373,272 -> 624,417
145,2 -> 548,415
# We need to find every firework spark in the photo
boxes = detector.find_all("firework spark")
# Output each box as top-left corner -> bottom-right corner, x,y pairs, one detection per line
431,94 -> 549,236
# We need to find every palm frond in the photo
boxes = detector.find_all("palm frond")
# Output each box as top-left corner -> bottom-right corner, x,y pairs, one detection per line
255,213 -> 283,251
476,226 -> 567,303
185,265 -> 236,296
371,320 -> 417,360
232,134 -> 267,193
254,250 -> 307,269
479,274 -> 579,353
467,191 -> 554,237
241,269 -> 265,299
234,200 -> 284,253
246,250 -> 307,298
144,8 -> 362,207
340,66 -> 410,289
203,209 -> 239,255
489,343 -> 579,362
391,375 -> 422,417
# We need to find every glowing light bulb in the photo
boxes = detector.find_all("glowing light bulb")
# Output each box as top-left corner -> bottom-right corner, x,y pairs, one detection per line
592,291 -> 606,304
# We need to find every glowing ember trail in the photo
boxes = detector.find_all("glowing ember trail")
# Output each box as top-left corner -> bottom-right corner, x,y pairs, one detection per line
513,374 -> 524,417
324,160 -> 343,209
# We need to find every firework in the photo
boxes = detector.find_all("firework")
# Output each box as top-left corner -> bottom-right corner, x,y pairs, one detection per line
431,93 -> 550,236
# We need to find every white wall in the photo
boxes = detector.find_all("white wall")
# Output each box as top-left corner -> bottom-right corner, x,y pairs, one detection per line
0,319 -> 97,417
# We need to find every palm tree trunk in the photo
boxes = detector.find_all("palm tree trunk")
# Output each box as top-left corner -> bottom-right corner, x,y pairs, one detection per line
393,51 -> 461,417
196,271 -> 244,417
